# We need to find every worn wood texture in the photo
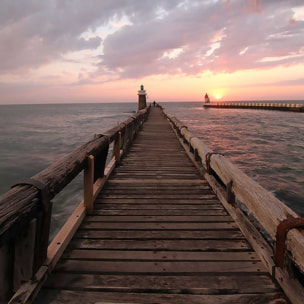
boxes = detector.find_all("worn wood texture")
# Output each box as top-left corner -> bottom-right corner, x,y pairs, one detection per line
165,109 -> 304,274
35,107 -> 287,304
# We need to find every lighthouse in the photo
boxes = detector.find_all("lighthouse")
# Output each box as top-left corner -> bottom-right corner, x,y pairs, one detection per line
138,84 -> 147,111
204,93 -> 210,103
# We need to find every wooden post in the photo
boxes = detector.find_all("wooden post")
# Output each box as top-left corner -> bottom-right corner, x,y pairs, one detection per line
14,219 -> 36,291
84,155 -> 94,214
0,243 -> 13,303
113,132 -> 122,163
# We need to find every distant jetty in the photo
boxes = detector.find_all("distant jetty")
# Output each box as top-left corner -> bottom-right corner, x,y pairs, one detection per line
203,102 -> 304,112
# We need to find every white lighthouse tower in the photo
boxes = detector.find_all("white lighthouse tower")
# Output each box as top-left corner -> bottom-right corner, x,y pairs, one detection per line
138,84 -> 147,111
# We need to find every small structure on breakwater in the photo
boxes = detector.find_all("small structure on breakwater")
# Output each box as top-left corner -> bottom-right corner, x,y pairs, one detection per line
138,84 -> 147,111
203,101 -> 304,112
204,93 -> 210,103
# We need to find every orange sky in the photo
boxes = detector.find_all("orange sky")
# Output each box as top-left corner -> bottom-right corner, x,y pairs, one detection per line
0,1 -> 304,104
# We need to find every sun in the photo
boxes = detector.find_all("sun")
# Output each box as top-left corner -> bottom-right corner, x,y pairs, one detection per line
215,93 -> 221,100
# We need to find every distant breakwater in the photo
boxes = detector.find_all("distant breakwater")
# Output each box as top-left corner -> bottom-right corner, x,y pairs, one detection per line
203,102 -> 304,112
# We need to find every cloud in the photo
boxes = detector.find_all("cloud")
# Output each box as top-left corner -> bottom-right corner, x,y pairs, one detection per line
1,0 -> 304,82
94,0 -> 304,80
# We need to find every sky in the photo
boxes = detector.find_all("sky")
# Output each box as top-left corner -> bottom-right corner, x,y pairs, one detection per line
0,0 -> 304,104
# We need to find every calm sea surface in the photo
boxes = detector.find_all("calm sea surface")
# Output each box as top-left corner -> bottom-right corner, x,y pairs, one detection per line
0,102 -> 303,239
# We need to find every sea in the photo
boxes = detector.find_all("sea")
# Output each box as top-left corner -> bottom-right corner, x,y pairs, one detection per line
0,101 -> 303,240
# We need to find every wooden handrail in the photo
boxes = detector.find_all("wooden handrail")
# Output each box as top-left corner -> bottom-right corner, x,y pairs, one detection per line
162,107 -> 304,274
0,108 -> 148,242
0,106 -> 149,302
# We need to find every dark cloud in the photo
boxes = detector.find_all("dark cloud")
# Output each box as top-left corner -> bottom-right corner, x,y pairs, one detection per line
1,0 -> 304,79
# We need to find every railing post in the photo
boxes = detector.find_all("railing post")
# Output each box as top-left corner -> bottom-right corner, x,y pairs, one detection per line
94,140 -> 109,181
113,132 -> 122,163
13,219 -> 36,291
84,155 -> 94,214
0,243 -> 13,303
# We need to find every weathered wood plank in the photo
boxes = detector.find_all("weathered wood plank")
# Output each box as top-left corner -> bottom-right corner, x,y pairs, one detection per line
43,273 -> 279,294
95,197 -> 218,204
62,249 -> 257,261
100,188 -> 211,194
104,178 -> 207,185
68,239 -> 251,251
94,203 -> 224,210
97,194 -> 216,200
92,209 -> 227,216
46,202 -> 86,272
35,290 -> 288,304
80,222 -> 237,230
74,230 -> 244,240
85,215 -> 233,222
55,260 -> 266,274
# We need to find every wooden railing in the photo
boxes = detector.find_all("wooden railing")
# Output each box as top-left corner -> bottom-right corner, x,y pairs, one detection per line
160,105 -> 304,303
0,107 -> 150,303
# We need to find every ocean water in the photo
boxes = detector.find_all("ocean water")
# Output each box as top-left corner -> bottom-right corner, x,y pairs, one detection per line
0,102 -> 303,240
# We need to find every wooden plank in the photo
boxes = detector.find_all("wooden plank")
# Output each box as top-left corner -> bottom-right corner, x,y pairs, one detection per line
43,273 -> 279,294
85,215 -> 233,222
111,173 -> 199,178
74,230 -> 244,240
34,290 -> 288,304
92,209 -> 227,216
54,260 -> 266,274
68,239 -> 251,251
105,179 -> 206,185
97,194 -> 216,199
94,203 -> 224,210
100,188 -> 211,193
103,184 -> 209,189
62,250 -> 258,261
95,197 -> 218,204
46,202 -> 86,272
80,222 -> 237,230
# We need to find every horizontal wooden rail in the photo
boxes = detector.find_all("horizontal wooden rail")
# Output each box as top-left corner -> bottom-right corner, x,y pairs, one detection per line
0,107 -> 149,303
162,107 -> 304,274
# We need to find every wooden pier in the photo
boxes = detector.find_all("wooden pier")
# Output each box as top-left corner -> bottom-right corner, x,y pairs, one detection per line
204,102 -> 304,112
1,104 -> 304,303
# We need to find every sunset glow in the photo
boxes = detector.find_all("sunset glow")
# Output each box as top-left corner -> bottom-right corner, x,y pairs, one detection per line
0,1 -> 304,104
215,93 -> 222,100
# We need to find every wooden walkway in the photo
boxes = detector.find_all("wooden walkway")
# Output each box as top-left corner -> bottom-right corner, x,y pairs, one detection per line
35,107 -> 287,303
